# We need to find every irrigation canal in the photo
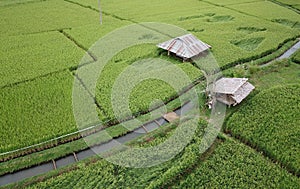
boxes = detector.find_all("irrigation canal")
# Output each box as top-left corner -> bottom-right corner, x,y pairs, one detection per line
0,102 -> 195,186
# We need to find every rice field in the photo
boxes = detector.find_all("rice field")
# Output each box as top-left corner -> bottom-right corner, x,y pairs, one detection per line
225,84 -> 300,175
0,71 -> 77,153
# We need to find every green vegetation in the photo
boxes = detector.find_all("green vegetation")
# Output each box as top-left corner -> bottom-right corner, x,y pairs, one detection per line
292,49 -> 300,63
170,138 -> 300,188
237,26 -> 267,34
10,133 -> 299,188
229,1 -> 300,21
0,71 -> 77,153
231,37 -> 265,51
0,82 -> 199,174
0,0 -> 300,188
94,44 -> 203,121
64,17 -> 130,49
272,18 -> 300,29
225,84 -> 300,175
203,0 -> 264,6
222,39 -> 299,76
69,0 -> 299,67
0,118 -> 162,176
0,0 -> 100,36
272,0 -> 300,11
0,32 -> 89,87
275,0 -> 300,6
250,61 -> 300,89
0,0 -> 40,7
5,119 -> 204,189
294,4 -> 300,10
207,15 -> 235,22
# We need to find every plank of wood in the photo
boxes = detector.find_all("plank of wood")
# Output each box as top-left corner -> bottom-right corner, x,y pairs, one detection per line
52,159 -> 57,170
163,112 -> 179,122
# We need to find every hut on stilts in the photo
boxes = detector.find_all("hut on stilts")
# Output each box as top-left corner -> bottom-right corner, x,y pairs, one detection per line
157,34 -> 211,62
208,78 -> 255,107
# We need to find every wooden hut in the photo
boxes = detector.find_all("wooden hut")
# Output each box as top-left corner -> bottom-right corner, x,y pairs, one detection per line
209,78 -> 255,106
157,34 -> 211,61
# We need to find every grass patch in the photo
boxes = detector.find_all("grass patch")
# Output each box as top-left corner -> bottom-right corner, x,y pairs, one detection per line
237,26 -> 267,34
187,28 -> 205,32
250,61 -> 300,89
272,19 -> 300,29
203,13 -> 216,17
207,15 -> 234,22
178,15 -> 204,21
231,37 -> 265,51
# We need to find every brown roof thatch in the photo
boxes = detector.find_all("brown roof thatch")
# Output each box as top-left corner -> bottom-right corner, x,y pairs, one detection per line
157,34 -> 211,59
209,78 -> 255,106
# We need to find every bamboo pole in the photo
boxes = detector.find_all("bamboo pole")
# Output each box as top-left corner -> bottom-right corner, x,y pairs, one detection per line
52,159 -> 57,170
141,125 -> 149,133
73,152 -> 79,162
154,120 -> 161,127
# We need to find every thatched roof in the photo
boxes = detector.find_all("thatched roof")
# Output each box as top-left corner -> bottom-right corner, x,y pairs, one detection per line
231,82 -> 255,104
157,34 -> 211,59
211,78 -> 255,106
213,78 -> 249,94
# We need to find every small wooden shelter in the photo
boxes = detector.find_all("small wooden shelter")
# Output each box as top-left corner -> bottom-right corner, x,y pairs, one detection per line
209,78 -> 255,106
157,34 -> 211,61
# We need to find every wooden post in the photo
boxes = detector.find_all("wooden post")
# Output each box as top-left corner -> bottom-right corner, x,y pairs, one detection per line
168,51 -> 170,56
142,125 -> 149,133
154,120 -> 161,127
52,159 -> 57,170
73,152 -> 79,162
